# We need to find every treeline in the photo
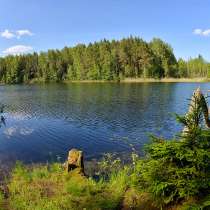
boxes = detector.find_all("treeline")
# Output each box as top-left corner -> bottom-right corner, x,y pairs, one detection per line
0,37 -> 210,84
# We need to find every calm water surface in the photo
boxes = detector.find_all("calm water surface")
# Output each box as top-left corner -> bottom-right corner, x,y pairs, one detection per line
0,83 -> 209,164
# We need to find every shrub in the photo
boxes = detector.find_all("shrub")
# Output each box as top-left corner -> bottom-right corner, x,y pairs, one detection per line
131,92 -> 210,208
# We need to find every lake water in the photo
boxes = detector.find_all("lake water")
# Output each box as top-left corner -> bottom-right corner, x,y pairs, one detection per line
0,82 -> 209,165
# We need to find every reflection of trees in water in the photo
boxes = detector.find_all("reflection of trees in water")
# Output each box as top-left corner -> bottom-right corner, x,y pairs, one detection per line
1,83 -> 178,132
0,105 -> 6,128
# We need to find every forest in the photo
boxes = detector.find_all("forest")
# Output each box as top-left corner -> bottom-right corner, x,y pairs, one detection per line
0,37 -> 210,84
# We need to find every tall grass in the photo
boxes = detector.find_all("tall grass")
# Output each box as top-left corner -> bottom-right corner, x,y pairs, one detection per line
7,162 -> 128,210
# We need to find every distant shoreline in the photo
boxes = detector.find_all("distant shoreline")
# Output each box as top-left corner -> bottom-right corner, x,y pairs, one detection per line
62,78 -> 210,84
121,78 -> 210,83
2,78 -> 210,85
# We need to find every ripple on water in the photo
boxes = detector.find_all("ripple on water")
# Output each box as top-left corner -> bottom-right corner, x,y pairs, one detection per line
0,82 -> 209,164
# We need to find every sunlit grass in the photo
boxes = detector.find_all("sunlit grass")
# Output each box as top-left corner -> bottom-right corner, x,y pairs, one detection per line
7,162 -> 128,210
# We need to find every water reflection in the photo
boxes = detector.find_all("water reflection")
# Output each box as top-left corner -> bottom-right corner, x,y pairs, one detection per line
0,83 -> 208,165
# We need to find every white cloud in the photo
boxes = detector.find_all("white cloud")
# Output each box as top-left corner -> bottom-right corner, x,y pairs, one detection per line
193,28 -> 210,36
0,29 -> 34,39
202,29 -> 210,36
16,29 -> 33,38
3,45 -> 33,55
193,29 -> 202,35
0,29 -> 15,39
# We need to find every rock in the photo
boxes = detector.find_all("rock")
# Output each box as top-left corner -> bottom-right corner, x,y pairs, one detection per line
66,149 -> 84,175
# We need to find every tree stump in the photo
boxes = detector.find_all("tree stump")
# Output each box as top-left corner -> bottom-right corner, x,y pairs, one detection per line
66,149 -> 84,175
182,87 -> 210,134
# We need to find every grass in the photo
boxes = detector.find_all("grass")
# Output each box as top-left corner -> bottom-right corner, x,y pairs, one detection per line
0,150 -> 209,210
2,157 -> 208,210
6,162 -> 128,210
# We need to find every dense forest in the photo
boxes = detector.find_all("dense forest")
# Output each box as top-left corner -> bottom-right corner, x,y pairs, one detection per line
0,37 -> 210,84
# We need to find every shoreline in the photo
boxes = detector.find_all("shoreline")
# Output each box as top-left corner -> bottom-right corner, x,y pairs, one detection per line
122,78 -> 210,83
1,78 -> 210,86
64,78 -> 210,83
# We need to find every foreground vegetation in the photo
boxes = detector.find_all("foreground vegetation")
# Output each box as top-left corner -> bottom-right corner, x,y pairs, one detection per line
0,37 -> 210,84
1,90 -> 210,210
3,163 -> 127,210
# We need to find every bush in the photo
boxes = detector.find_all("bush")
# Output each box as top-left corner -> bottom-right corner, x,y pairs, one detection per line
131,91 -> 210,208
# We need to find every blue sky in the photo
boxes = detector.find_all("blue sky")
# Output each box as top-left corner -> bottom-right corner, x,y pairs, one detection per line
0,0 -> 210,60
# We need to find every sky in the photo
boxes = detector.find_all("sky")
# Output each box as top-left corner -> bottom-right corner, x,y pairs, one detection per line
0,0 -> 210,60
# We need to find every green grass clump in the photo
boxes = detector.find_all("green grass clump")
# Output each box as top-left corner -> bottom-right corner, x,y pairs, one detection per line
131,133 -> 210,208
8,162 -> 128,210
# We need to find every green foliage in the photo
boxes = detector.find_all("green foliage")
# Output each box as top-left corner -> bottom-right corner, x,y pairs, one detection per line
0,37 -> 209,84
137,135 -> 210,202
0,36 -> 182,84
149,38 -> 177,77
97,153 -> 122,177
0,191 -> 4,210
1,37 -> 209,83
131,94 -> 210,208
185,55 -> 209,78
8,161 -> 128,210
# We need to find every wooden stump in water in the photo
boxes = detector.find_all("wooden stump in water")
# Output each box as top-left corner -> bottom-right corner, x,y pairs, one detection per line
66,149 -> 84,175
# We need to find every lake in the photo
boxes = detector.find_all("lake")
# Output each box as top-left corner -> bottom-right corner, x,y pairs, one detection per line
0,82 -> 209,165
